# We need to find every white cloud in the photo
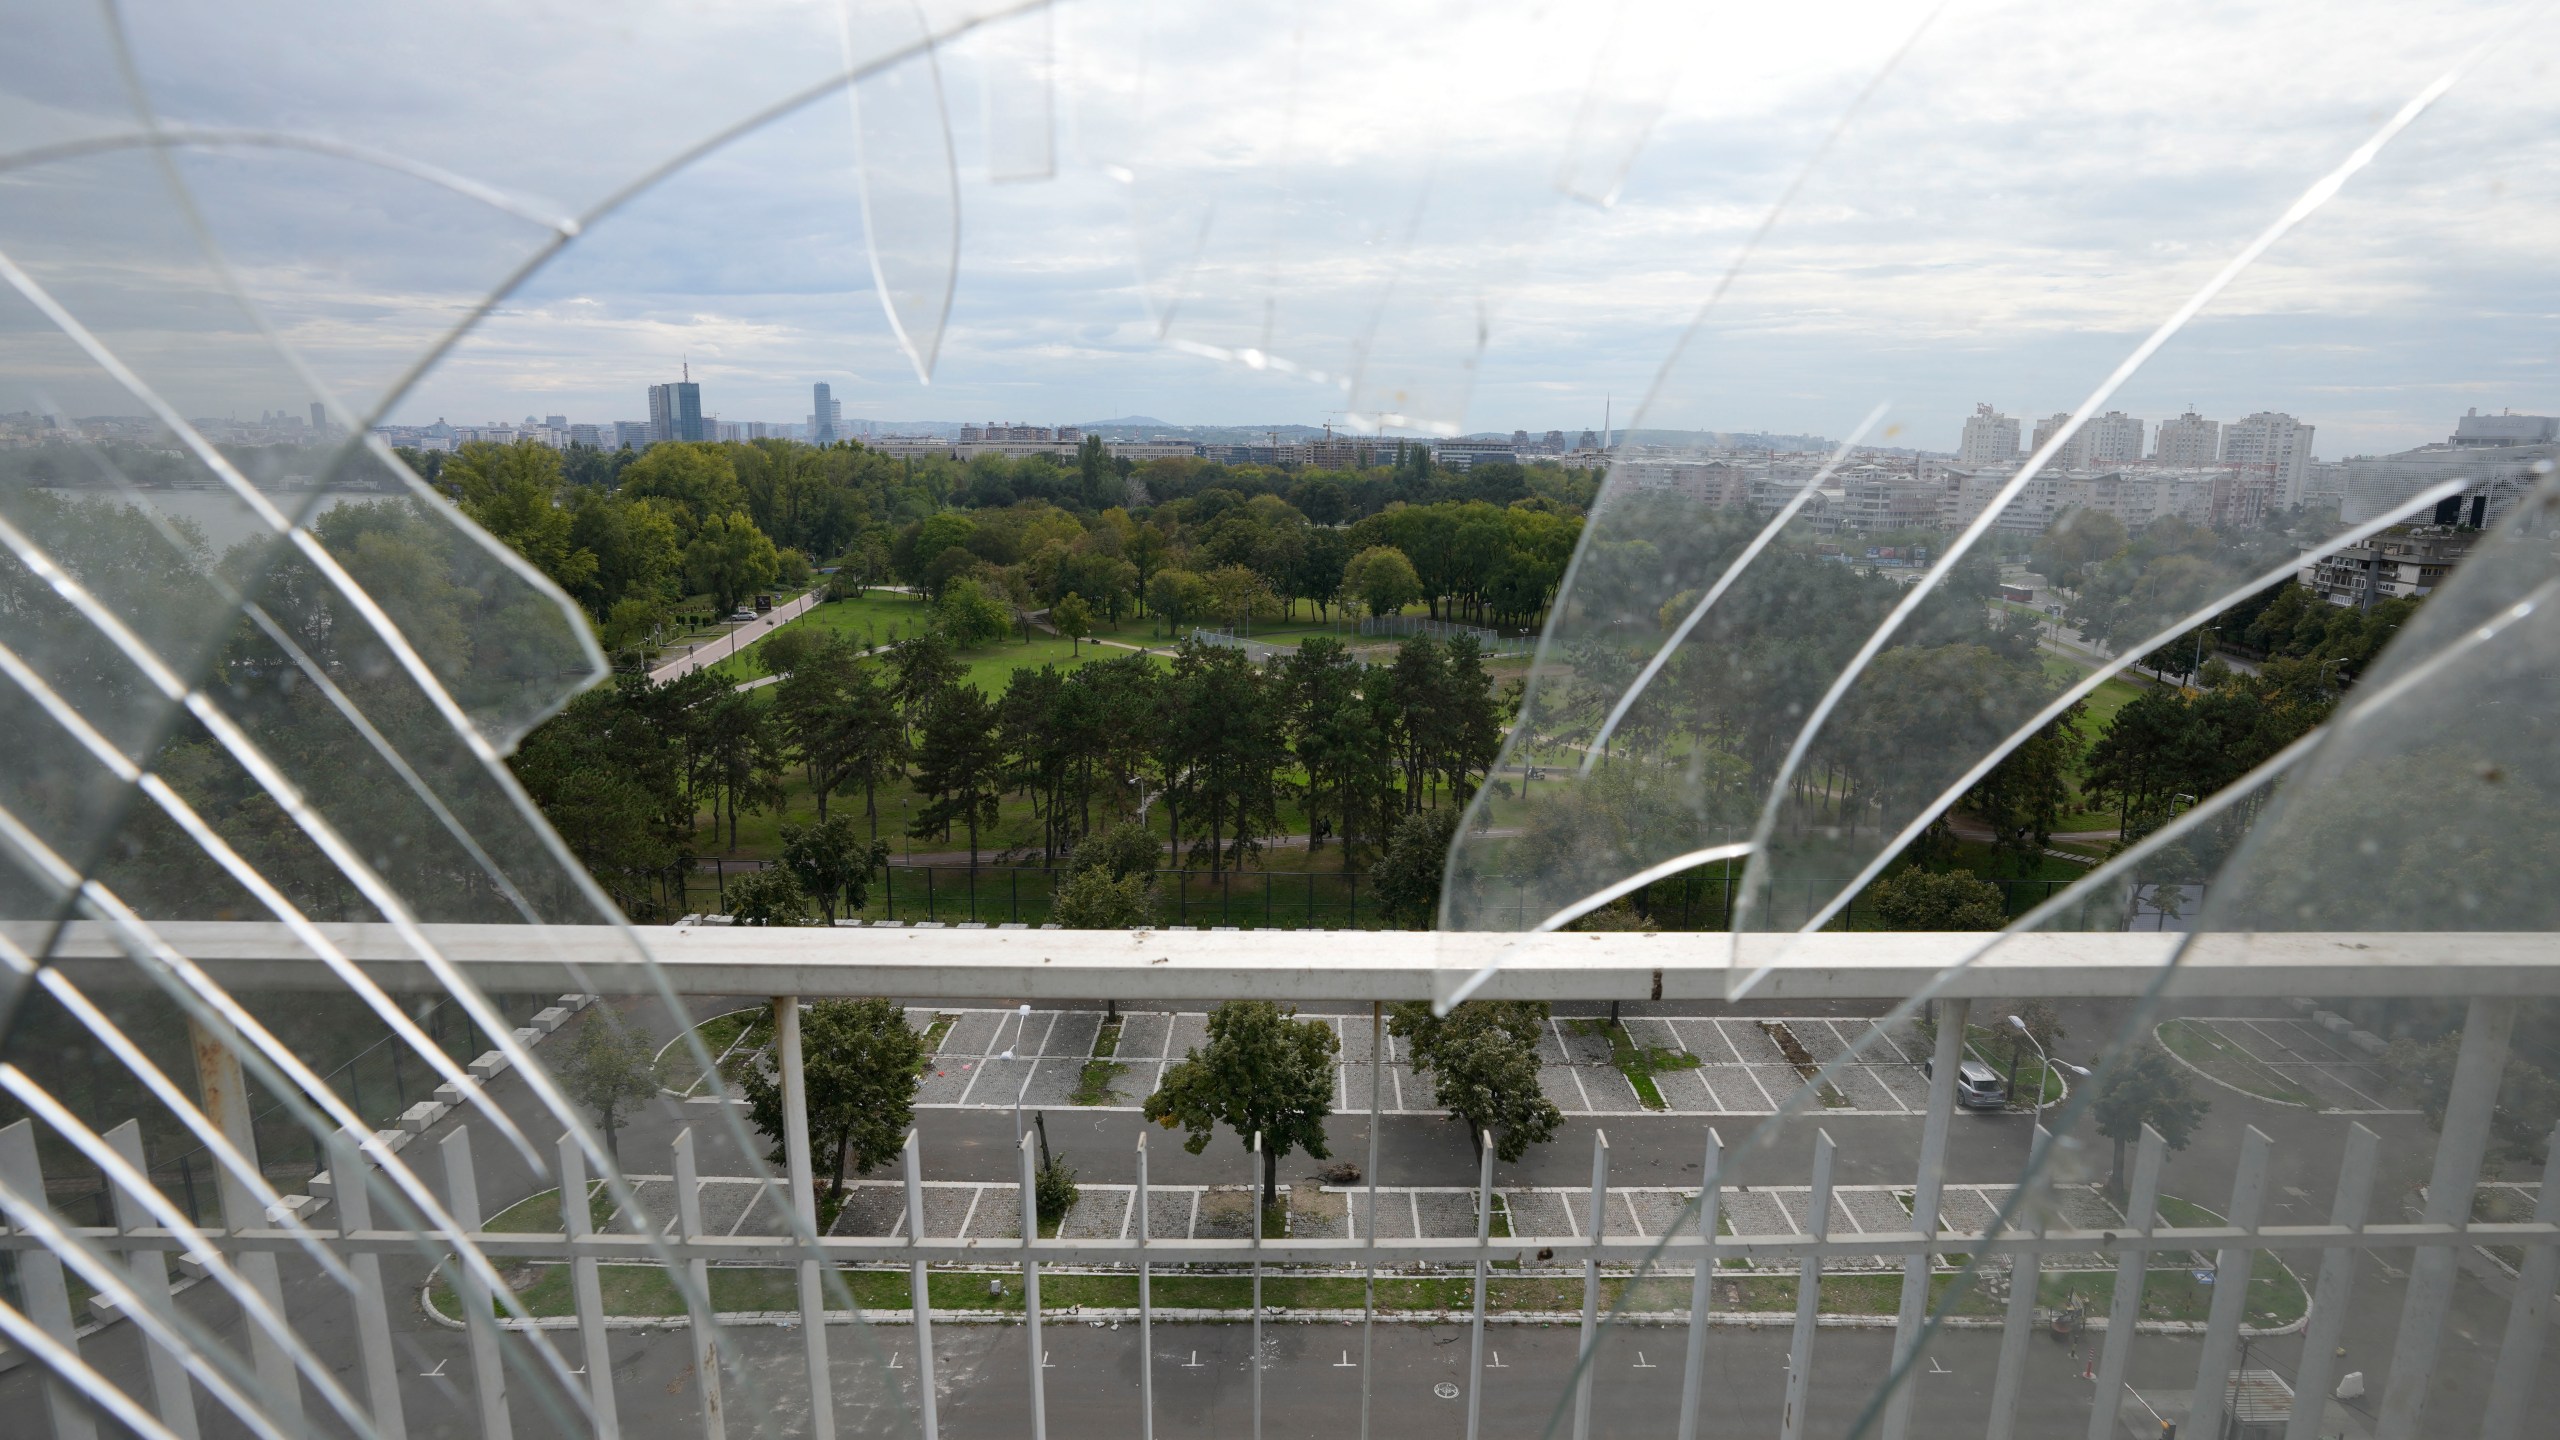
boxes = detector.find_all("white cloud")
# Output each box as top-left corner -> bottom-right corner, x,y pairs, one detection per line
5,0 -> 2559,454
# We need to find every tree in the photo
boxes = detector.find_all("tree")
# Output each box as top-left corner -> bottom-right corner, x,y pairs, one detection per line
1146,567 -> 1212,636
1343,545 -> 1422,618
1144,1000 -> 1339,1207
910,684 -> 1004,867
1053,868 -> 1154,928
2382,1032 -> 2560,1168
738,998 -> 925,1191
1964,702 -> 2086,875
2090,1043 -> 2210,1195
1389,1001 -> 1563,1161
781,815 -> 889,922
699,691 -> 786,850
1052,592 -> 1096,655
726,865 -> 807,925
1162,639 -> 1287,874
556,1013 -> 661,1161
1866,868 -> 2007,930
935,576 -> 1012,645
1373,806 -> 1461,929
685,510 -> 782,613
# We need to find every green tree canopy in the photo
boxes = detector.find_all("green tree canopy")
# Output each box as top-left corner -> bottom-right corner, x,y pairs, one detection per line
738,998 -> 925,1189
1373,805 -> 1461,929
685,510 -> 782,612
1389,1001 -> 1563,1161
2090,1042 -> 2210,1193
781,814 -> 888,922
1866,868 -> 2006,930
1343,544 -> 1422,618
556,1013 -> 662,1161
1144,1000 -> 1338,1206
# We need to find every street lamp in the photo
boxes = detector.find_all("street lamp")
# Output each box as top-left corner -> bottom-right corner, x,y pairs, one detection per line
2007,1014 -> 2090,1122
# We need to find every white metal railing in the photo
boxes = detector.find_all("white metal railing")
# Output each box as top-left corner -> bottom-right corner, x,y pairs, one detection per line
3,931 -> 2557,1440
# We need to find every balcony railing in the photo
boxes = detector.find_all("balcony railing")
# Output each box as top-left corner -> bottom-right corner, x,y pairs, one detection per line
4,927 -> 2554,1440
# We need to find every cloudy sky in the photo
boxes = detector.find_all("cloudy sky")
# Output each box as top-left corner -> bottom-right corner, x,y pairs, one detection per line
7,0 -> 2560,455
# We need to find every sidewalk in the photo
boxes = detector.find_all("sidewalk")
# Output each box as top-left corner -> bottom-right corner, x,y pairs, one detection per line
649,590 -> 820,683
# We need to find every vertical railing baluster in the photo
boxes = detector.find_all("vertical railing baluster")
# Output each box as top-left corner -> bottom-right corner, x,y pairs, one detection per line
1984,1125 -> 2049,1440
1251,1130 -> 1264,1440
1780,1130 -> 1833,1440
103,1120 -> 199,1440
1676,1127 -> 1722,1440
1467,1129 -> 1492,1440
2477,1119 -> 2560,1440
2086,1126 -> 2165,1440
441,1126 -> 513,1440
2281,1124 -> 2377,1440
552,1134 -> 618,1440
1137,1133 -> 1153,1440
190,1015 -> 301,1431
1020,1130 -> 1047,1440
1571,1128 -> 1609,1440
332,1136 -> 410,1440
2185,1126 -> 2271,1440
1,1119 -> 98,1440
903,1131 -> 940,1440
1360,1004 -> 1381,1440
1882,998 -> 1966,1440
773,998 -> 835,1440
2379,998 -> 2513,1440
673,1129 -> 726,1440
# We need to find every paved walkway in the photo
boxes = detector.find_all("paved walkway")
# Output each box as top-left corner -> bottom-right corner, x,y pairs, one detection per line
649,589 -> 820,683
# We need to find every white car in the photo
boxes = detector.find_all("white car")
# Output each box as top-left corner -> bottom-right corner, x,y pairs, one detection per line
729,608 -> 756,622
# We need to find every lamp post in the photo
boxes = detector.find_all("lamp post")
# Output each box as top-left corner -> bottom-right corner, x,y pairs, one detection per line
1000,1003 -> 1036,1143
2006,1013 -> 2089,1122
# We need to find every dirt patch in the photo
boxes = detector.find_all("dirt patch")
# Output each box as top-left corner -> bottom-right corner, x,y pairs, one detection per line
1196,1189 -> 1259,1238
1759,1021 -> 1850,1107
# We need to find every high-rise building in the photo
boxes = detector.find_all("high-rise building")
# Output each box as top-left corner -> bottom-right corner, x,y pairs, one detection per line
613,421 -> 648,451
308,401 -> 327,432
2153,409 -> 2222,466
2221,411 -> 2316,505
647,376 -> 704,444
2085,410 -> 2145,464
545,414 -> 567,431
811,382 -> 836,445
1956,404 -> 2020,467
2028,412 -> 2092,469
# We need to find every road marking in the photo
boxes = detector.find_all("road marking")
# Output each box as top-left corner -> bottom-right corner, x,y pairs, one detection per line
888,1353 -> 901,1369
1337,1350 -> 1358,1368
1487,1352 -> 1507,1369
1928,1357 -> 1951,1375
1435,1382 -> 1461,1400
1632,1352 -> 1656,1369
1042,1351 -> 1055,1369
1183,1351 -> 1205,1368
418,1360 -> 448,1378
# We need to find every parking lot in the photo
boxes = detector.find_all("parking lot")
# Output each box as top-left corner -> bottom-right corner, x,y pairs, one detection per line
909,1008 -> 1939,1118
2163,1015 -> 2414,1114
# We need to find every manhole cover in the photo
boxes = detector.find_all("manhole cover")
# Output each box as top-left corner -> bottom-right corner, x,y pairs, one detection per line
1435,1382 -> 1460,1400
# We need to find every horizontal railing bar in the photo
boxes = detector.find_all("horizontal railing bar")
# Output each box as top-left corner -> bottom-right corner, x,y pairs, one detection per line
21,921 -> 2560,1000
10,1221 -> 2550,1265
